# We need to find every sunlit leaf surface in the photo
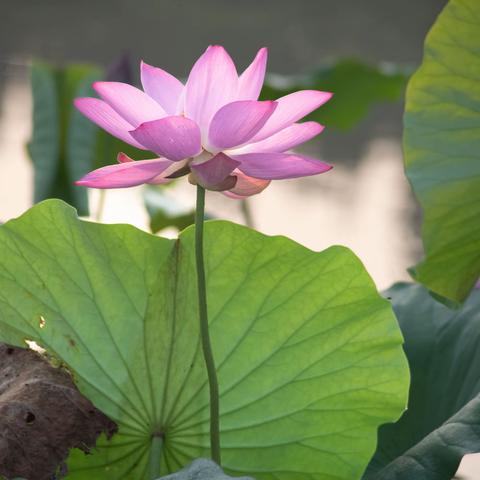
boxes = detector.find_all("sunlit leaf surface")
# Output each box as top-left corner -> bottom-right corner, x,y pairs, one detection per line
0,200 -> 408,479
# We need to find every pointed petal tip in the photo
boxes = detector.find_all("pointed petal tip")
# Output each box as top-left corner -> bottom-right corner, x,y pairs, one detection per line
209,44 -> 226,51
91,80 -> 103,92
257,47 -> 268,57
74,178 -> 95,188
304,90 -> 334,102
322,91 -> 334,101
140,59 -> 154,71
73,97 -> 89,109
91,81 -> 113,96
309,121 -> 326,134
117,152 -> 133,164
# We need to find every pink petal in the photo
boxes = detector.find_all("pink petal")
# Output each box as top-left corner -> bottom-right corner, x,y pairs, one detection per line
184,46 -> 238,138
237,48 -> 268,101
230,121 -> 324,154
140,61 -> 184,115
117,153 -> 189,185
93,81 -> 166,127
74,98 -> 147,150
75,158 -> 174,189
224,169 -> 270,198
190,153 -> 240,189
129,116 -> 202,161
233,152 -> 332,180
117,152 -> 133,163
208,100 -> 277,150
250,90 -> 332,142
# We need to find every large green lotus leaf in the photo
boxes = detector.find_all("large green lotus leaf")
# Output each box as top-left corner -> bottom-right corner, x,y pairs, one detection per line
403,0 -> 480,304
364,283 -> 480,479
0,200 -> 409,480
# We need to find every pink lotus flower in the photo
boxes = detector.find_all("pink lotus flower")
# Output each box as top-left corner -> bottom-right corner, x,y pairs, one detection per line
74,46 -> 333,197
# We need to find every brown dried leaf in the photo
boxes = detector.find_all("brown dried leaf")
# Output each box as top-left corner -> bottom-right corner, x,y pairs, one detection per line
0,343 -> 117,480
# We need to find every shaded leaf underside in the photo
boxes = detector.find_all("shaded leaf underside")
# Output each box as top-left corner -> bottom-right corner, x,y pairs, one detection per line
365,283 -> 480,480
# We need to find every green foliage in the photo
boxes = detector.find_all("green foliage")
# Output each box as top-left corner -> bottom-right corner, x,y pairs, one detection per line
364,283 -> 480,480
261,59 -> 410,130
28,63 -> 102,216
158,459 -> 253,480
403,0 -> 480,304
0,200 -> 409,480
28,61 -> 147,217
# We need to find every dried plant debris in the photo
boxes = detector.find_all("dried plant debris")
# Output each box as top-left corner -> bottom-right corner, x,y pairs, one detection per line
159,459 -> 255,480
0,343 -> 117,480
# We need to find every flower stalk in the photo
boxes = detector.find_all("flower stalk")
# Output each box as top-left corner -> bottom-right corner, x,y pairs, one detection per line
195,185 -> 221,465
149,434 -> 163,479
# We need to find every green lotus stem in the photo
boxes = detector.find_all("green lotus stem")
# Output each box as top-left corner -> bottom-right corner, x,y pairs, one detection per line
95,189 -> 107,223
240,198 -> 254,229
195,185 -> 221,465
149,434 -> 163,479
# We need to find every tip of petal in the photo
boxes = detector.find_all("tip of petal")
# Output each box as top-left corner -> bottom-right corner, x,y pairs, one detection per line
322,91 -> 334,102
257,47 -> 268,57
140,59 -> 155,71
306,121 -> 326,135
208,44 -> 227,51
92,81 -> 118,95
204,45 -> 233,60
73,97 -> 88,109
74,179 -> 90,187
73,97 -> 104,115
91,81 -> 105,95
117,152 -> 134,164
310,90 -> 333,100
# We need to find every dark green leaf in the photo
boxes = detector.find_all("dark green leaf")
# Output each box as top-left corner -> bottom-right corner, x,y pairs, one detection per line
364,283 -> 480,480
28,63 -> 59,203
65,66 -> 103,215
404,0 -> 480,304
28,63 -> 103,216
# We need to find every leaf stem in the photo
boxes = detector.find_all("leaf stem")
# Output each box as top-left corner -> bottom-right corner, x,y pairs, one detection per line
95,189 -> 107,223
149,434 -> 163,479
240,198 -> 254,229
195,185 -> 221,465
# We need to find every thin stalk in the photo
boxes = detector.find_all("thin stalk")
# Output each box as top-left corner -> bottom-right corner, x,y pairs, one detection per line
95,189 -> 107,223
195,186 -> 221,465
240,198 -> 254,229
149,435 -> 163,479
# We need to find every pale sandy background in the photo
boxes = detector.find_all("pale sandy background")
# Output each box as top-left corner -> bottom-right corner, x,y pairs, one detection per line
1,0 -> 479,478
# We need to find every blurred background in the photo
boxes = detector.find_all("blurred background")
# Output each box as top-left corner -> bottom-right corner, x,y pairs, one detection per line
0,0 -> 451,289
0,1 -> 479,478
